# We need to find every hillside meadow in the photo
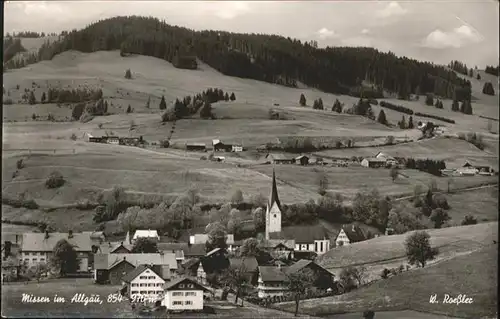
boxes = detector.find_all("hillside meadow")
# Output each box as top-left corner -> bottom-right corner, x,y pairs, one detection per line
276,244 -> 497,318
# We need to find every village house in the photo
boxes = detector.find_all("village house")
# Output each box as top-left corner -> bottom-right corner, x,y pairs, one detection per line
83,231 -> 106,246
89,136 -> 106,143
157,243 -> 186,267
295,155 -> 310,166
212,139 -> 227,152
334,225 -> 366,247
375,152 -> 398,166
231,144 -> 243,152
361,157 -> 387,168
260,239 -> 295,260
266,154 -> 296,165
461,160 -> 495,175
182,244 -> 207,259
189,233 -> 235,248
106,136 -> 120,144
21,231 -> 92,272
97,241 -> 132,254
132,230 -> 160,244
284,259 -> 335,291
122,265 -> 166,302
119,137 -> 140,146
228,257 -> 259,285
94,253 -> 178,285
257,265 -> 289,298
186,143 -> 207,152
161,277 -> 211,312
2,256 -> 21,282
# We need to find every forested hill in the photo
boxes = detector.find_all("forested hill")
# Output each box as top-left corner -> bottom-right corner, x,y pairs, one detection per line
9,15 -> 472,101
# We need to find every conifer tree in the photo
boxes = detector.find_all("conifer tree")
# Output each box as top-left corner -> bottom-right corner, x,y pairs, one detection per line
451,99 -> 459,112
145,96 -> 150,109
28,91 -> 36,105
224,92 -> 229,101
230,92 -> 236,101
399,115 -> 406,129
408,116 -> 414,129
377,109 -> 388,125
159,95 -> 167,110
299,93 -> 306,106
126,105 -> 132,113
41,92 -> 46,104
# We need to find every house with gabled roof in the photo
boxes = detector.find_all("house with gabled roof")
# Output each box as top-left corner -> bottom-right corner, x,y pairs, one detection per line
257,265 -> 289,298
132,229 -> 160,244
334,225 -> 366,247
269,224 -> 331,255
266,154 -> 296,165
161,277 -> 211,311
97,241 -> 132,254
228,257 -> 259,285
260,239 -> 295,260
21,231 -> 92,272
284,259 -> 335,290
122,265 -> 165,302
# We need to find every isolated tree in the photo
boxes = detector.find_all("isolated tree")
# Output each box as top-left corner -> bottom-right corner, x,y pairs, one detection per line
476,73 -> 481,80
41,92 -> 46,103
482,82 -> 495,96
288,268 -> 316,317
451,99 -> 459,112
408,116 -> 414,129
51,239 -> 79,277
317,98 -> 324,110
159,95 -> 167,110
299,93 -> 306,106
363,310 -> 375,319
405,231 -> 438,268
31,262 -> 49,282
126,104 -> 132,113
332,99 -> 342,113
317,171 -> 329,196
132,237 -> 158,253
398,115 -> 406,129
28,91 -> 36,105
375,110 -> 387,125
230,92 -> 236,101
230,189 -> 244,204
240,238 -> 259,257
104,100 -> 108,113
252,207 -> 265,231
339,266 -> 359,291
390,166 -> 399,182
125,69 -> 132,79
224,92 -> 229,101
425,94 -> 434,106
145,96 -> 150,109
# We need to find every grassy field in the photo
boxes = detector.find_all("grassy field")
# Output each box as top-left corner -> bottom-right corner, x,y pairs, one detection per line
316,222 -> 497,281
444,186 -> 499,224
276,245 -> 497,318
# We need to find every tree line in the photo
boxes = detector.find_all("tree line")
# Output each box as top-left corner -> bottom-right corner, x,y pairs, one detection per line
404,158 -> 445,176
11,16 -> 472,101
484,65 -> 499,76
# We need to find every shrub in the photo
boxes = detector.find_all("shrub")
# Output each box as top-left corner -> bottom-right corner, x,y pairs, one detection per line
72,102 -> 86,121
380,268 -> 390,279
70,133 -> 77,141
45,171 -> 65,189
482,82 -> 495,96
125,69 -> 132,79
461,215 -> 477,225
385,135 -> 395,145
16,158 -> 25,170
3,98 -> 13,105
160,139 -> 170,148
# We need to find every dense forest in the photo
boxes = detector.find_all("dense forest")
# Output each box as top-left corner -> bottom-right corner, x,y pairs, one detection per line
5,16 -> 472,101
3,37 -> 26,63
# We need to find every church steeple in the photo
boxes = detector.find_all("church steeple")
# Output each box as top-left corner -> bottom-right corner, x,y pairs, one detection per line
268,167 -> 281,210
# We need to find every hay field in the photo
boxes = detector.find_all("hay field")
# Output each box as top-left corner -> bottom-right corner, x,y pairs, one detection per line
276,245 -> 497,318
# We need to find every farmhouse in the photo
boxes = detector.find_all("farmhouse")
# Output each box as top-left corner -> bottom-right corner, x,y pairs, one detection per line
334,225 -> 366,246
106,136 -> 120,144
228,257 -> 259,285
266,154 -> 296,164
182,244 -> 206,259
284,259 -> 335,290
231,144 -> 243,152
212,139 -> 226,152
89,136 -> 105,143
122,265 -> 165,302
295,155 -> 310,166
157,243 -> 186,266
119,137 -> 140,146
257,265 -> 289,298
161,277 -> 211,311
462,160 -> 495,174
361,157 -> 387,168
189,233 -> 235,246
375,152 -> 397,166
97,241 -> 132,254
2,256 -> 21,282
94,253 -> 178,284
21,231 -> 92,272
186,143 -> 206,152
132,229 -> 160,244
260,239 -> 295,260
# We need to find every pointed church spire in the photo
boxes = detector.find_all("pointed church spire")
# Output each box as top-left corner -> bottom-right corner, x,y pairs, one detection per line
125,231 -> 130,245
268,167 -> 281,210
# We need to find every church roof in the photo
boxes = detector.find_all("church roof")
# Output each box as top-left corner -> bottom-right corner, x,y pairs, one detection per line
268,168 -> 281,210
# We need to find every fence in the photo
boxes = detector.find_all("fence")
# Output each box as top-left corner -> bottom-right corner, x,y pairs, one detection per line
245,290 -> 336,306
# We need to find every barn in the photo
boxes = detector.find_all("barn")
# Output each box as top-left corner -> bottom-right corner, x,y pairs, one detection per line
186,143 -> 207,152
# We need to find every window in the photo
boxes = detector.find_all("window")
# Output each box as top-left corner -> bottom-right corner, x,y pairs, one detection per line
179,284 -> 185,288
139,276 -> 147,279
32,258 -> 37,262
156,283 -> 163,287
40,258 -> 45,262
273,214 -> 277,218
185,301 -> 193,305
172,292 -> 183,296
131,290 -> 137,295
148,283 -> 153,287
139,283 -> 144,287
187,284 -> 194,288
173,301 -> 183,305
185,292 -> 196,296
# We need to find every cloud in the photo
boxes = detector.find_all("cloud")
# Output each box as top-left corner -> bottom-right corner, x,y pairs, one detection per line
376,2 -> 408,18
211,1 -> 251,20
422,25 -> 483,49
317,27 -> 336,39
361,29 -> 370,35
341,36 -> 373,47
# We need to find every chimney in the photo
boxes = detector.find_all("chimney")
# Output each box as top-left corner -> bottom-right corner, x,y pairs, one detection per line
44,230 -> 49,239
352,225 -> 355,232
68,230 -> 73,238
277,263 -> 281,269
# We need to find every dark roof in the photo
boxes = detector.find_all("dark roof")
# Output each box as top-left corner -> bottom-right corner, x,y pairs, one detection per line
122,265 -> 163,283
341,226 -> 365,243
182,258 -> 201,270
229,257 -> 258,272
22,232 -> 92,252
164,277 -> 211,292
269,225 -> 329,243
260,239 -> 295,250
268,168 -> 281,210
258,266 -> 289,283
284,259 -> 313,275
363,157 -> 387,163
184,244 -> 207,257
94,254 -> 109,269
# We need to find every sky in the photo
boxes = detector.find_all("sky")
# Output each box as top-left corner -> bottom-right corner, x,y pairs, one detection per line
4,1 -> 499,67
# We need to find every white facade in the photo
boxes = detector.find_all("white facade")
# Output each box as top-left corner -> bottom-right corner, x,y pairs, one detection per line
162,289 -> 204,311
265,202 -> 282,239
257,275 -> 288,298
196,264 -> 206,285
22,251 -> 88,272
335,229 -> 350,246
232,145 -> 243,152
128,268 -> 165,301
294,240 -> 330,255
107,137 -> 119,145
133,230 -> 160,243
190,234 -> 234,245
